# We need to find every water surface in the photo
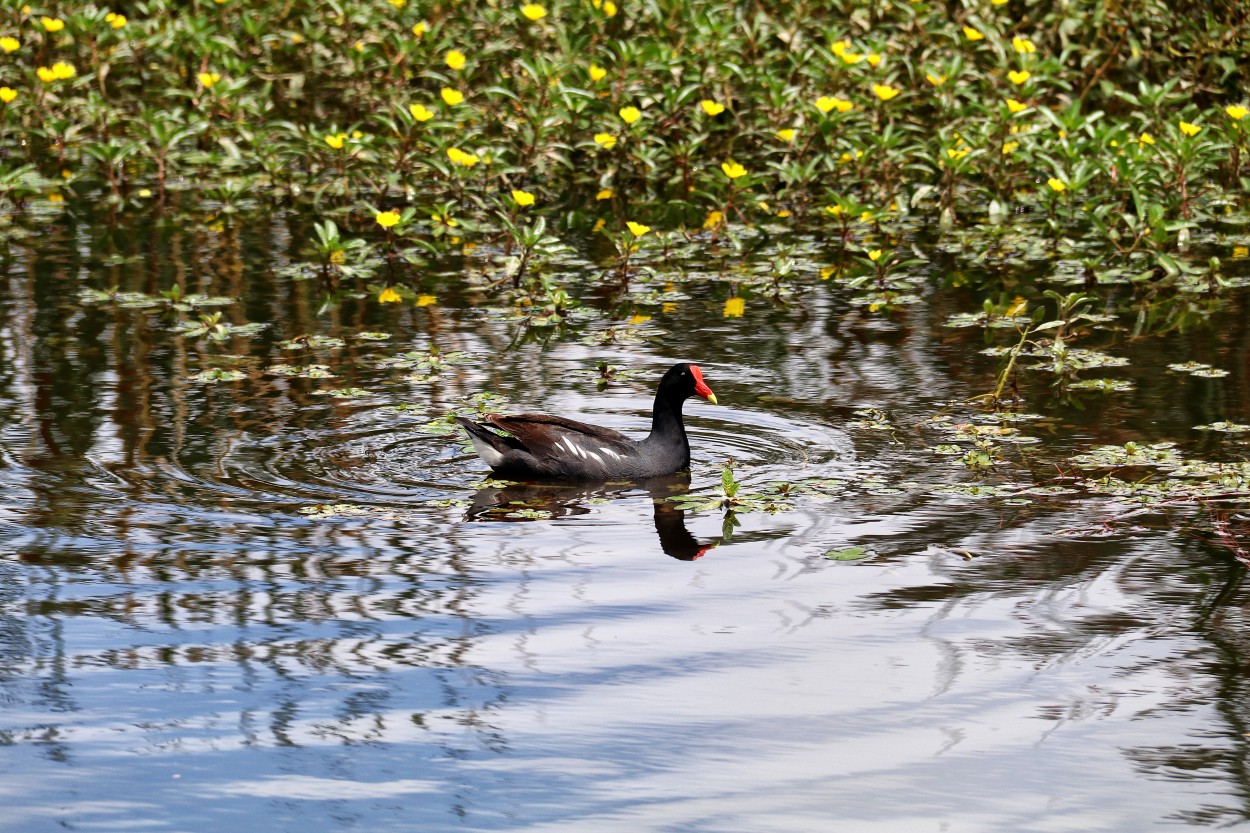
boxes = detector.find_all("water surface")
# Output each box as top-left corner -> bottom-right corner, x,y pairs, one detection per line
3,208 -> 1250,831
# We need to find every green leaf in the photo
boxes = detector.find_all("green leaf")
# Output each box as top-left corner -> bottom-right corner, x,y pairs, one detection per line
825,546 -> 871,561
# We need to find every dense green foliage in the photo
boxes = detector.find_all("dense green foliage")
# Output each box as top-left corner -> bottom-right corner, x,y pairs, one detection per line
2,0 -> 1248,233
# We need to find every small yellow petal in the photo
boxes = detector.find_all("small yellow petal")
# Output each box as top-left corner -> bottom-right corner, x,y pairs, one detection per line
408,103 -> 433,122
871,84 -> 899,101
626,221 -> 650,237
700,99 -> 725,116
378,287 -> 403,303
723,297 -> 745,318
1007,70 -> 1031,85
596,188 -> 613,200
1179,121 -> 1201,136
445,50 -> 466,70
720,161 -> 747,179
618,106 -> 642,124
521,4 -> 547,21
440,87 -> 464,106
589,64 -> 607,81
375,210 -> 401,228
511,189 -> 536,206
963,26 -> 984,41
1047,178 -> 1067,193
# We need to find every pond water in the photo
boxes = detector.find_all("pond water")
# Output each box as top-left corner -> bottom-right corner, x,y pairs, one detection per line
3,206 -> 1250,832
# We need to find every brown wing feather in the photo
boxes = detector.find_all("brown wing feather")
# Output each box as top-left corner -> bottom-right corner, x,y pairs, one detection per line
485,412 -> 634,455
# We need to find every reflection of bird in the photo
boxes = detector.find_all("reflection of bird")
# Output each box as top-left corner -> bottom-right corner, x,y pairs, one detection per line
463,474 -> 718,561
456,363 -> 717,481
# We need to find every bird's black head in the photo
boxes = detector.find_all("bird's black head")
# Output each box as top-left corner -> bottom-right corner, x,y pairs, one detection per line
659,363 -> 717,404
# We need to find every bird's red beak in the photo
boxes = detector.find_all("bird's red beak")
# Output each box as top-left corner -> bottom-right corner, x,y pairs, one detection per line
690,365 -> 717,404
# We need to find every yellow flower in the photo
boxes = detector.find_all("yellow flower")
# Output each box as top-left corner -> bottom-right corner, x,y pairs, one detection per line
860,210 -> 873,222
440,87 -> 464,106
592,218 -> 606,232
1235,246 -> 1249,258
1047,177 -> 1067,193
700,99 -> 725,116
815,96 -> 853,114
48,192 -> 63,202
1005,97 -> 1029,113
830,39 -> 850,56
1179,121 -> 1201,136
445,50 -> 466,70
106,12 -> 127,28
1138,132 -> 1155,145
824,205 -> 844,216
1005,70 -> 1030,85
720,161 -> 747,179
626,221 -> 650,237
198,71 -> 220,88
776,128 -> 796,142
416,294 -> 437,307
376,210 -> 401,229
868,250 -> 883,261
589,64 -> 606,81
1011,36 -> 1036,54
521,4 -> 546,21
840,51 -> 863,65
703,210 -> 724,229
618,105 -> 641,124
0,36 -> 18,52
926,73 -> 946,86
723,297 -> 744,318
628,313 -> 651,324
409,103 -> 433,122
447,147 -> 480,167
0,87 -> 15,103
596,188 -> 613,200
36,66 -> 55,83
1001,140 -> 1019,155
946,148 -> 969,160
992,0 -> 1008,4
40,16 -> 64,32
325,133 -> 346,149
871,84 -> 900,101
602,1 -> 617,17
511,189 -> 536,206
378,287 -> 402,303
412,21 -> 427,37
51,61 -> 75,80
1226,105 -> 1249,121
866,53 -> 882,67
593,132 -> 617,149
963,26 -> 984,41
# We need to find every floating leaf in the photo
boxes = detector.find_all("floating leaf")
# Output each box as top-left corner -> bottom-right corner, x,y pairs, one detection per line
825,546 -> 871,561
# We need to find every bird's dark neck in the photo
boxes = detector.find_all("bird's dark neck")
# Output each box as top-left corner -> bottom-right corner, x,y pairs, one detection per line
646,391 -> 689,451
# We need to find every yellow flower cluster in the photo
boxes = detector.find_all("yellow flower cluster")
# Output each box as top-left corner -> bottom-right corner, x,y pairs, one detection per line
447,147 -> 479,167
37,61 -> 76,82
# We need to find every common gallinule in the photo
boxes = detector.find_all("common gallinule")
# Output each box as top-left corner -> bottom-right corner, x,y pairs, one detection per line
456,363 -> 717,480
